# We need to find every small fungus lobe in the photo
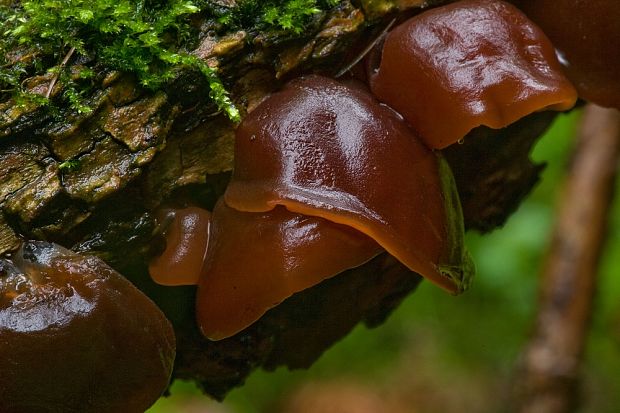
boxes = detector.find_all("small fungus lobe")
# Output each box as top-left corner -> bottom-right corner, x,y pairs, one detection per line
149,206 -> 211,286
197,200 -> 382,341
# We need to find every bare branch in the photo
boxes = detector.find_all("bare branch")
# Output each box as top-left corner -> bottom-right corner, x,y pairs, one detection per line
514,105 -> 620,413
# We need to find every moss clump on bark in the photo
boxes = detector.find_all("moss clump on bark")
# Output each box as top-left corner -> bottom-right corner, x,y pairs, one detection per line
0,0 -> 340,120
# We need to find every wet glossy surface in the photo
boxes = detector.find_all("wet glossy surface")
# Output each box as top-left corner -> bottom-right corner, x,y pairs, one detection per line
226,75 -> 464,293
509,0 -> 620,109
0,241 -> 175,413
149,207 -> 211,286
197,200 -> 382,341
369,0 -> 577,149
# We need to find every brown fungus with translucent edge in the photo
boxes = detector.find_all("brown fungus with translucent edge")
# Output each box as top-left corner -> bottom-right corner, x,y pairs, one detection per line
197,199 -> 382,341
368,0 -> 577,149
508,0 -> 620,109
0,241 -> 175,413
149,206 -> 211,286
224,75 -> 473,297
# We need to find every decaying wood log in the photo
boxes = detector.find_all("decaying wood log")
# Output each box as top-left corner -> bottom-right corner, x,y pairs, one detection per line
514,105 -> 620,413
0,0 -> 562,397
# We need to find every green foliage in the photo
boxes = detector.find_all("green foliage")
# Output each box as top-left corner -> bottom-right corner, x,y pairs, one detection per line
1,0 -> 342,121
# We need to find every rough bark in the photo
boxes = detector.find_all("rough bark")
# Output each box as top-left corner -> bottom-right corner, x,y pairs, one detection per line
0,0 -> 560,397
513,105 -> 620,413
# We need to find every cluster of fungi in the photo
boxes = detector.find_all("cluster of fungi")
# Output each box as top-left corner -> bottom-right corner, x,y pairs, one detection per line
1,0 -> 618,411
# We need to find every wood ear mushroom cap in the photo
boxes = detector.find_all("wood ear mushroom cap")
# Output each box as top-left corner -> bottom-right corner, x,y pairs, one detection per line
221,75 -> 471,317
197,200 -> 382,341
149,207 -> 211,286
0,241 -> 175,413
509,0 -> 620,109
368,0 -> 577,149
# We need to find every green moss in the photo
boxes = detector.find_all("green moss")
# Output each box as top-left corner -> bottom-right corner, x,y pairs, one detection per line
1,0 -> 342,121
58,159 -> 81,171
218,0 -> 339,33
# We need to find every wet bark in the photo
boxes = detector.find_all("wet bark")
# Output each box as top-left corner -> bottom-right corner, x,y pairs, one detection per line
0,0 -> 561,397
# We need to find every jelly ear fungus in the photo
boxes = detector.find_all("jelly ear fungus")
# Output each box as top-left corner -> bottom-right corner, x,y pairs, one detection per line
368,0 -> 577,149
196,75 -> 473,340
508,0 -> 620,109
162,0 -> 589,340
0,241 -> 175,413
197,200 -> 382,341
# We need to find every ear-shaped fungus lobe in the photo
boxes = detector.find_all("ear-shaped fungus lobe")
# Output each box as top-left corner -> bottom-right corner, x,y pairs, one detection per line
225,75 -> 472,294
0,241 -> 175,413
368,0 -> 577,149
509,0 -> 620,109
149,207 -> 211,286
197,199 -> 382,341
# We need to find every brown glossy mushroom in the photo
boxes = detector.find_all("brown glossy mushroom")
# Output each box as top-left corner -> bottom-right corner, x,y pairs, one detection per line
197,199 -> 382,341
508,0 -> 620,108
148,206 -> 211,286
368,0 -> 577,149
225,75 -> 473,295
0,241 -> 175,413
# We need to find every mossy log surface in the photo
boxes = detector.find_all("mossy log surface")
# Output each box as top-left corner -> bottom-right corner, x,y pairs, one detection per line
0,0 -> 558,398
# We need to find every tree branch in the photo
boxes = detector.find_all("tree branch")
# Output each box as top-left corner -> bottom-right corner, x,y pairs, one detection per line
514,105 -> 620,413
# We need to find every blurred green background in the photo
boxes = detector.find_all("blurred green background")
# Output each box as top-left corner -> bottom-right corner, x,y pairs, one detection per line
149,109 -> 620,413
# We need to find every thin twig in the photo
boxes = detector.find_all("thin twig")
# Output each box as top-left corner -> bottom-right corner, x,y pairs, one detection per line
335,18 -> 396,79
45,46 -> 76,98
513,105 -> 620,413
